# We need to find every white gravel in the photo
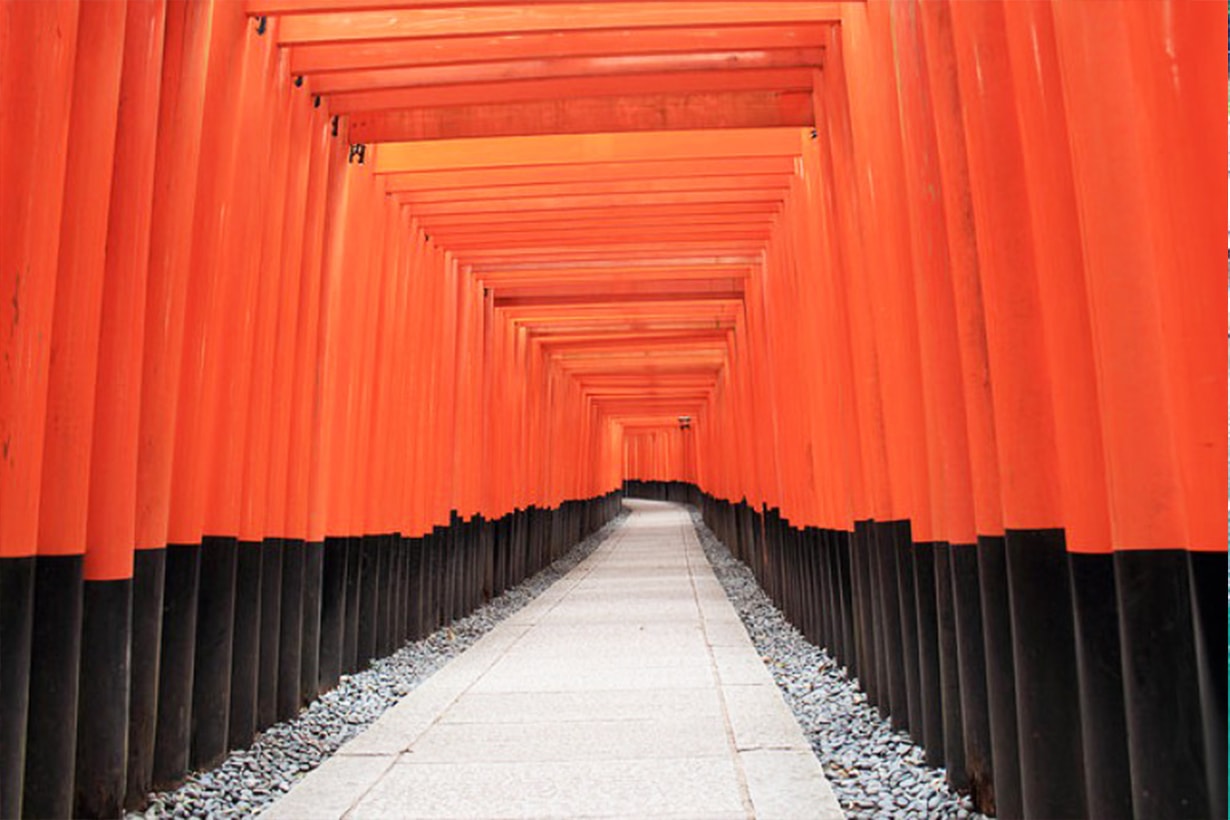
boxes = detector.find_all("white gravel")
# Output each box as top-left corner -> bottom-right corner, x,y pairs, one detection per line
690,507 -> 984,820
128,512 -> 627,820
132,505 -> 983,820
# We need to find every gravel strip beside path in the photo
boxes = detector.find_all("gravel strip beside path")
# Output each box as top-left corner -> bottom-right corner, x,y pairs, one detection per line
690,508 -> 984,820
129,512 -> 628,820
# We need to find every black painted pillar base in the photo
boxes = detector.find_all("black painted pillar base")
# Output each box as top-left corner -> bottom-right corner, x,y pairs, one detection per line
1187,550 -> 1228,819
190,535 -> 237,771
23,553 -> 85,819
357,535 -> 379,669
76,578 -> 132,819
1004,529 -> 1086,818
318,537 -> 347,694
1115,549 -> 1210,820
1068,551 -> 1132,819
976,535 -> 1021,818
257,538 -> 283,730
894,527 -> 920,739
277,539 -> 304,722
0,555 -> 35,819
299,540 -> 322,706
934,543 -> 969,795
126,549 -> 164,809
912,541 -> 944,767
152,543 -> 200,789
851,521 -> 878,706
948,540 -> 992,811
342,536 -> 361,674
228,542 -> 261,752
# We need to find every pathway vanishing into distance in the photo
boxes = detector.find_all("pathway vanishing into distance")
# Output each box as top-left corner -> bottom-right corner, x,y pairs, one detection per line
266,500 -> 843,819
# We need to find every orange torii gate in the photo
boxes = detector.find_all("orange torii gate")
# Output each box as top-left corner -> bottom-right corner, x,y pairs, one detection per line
0,2 -> 1224,819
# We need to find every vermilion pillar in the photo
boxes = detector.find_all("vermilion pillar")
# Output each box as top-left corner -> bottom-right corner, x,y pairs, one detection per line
0,3 -> 81,816
26,2 -> 126,815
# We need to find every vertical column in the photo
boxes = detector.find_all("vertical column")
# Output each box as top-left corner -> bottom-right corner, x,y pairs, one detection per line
141,0 -> 215,793
26,3 -> 127,815
1051,3 -> 1223,816
77,1 -> 167,815
0,3 -> 81,815
948,2 -> 1088,815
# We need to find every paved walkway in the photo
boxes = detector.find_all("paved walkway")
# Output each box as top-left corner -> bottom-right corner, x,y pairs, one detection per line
266,500 -> 843,819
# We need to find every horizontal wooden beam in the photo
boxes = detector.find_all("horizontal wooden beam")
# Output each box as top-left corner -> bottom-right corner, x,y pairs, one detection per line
373,128 -> 804,172
289,25 -> 827,74
496,290 -> 743,308
329,67 -> 813,112
395,174 -> 791,204
471,255 -> 758,271
402,188 -> 786,217
455,240 -> 763,261
350,90 -> 813,141
433,216 -> 775,240
422,203 -> 779,229
277,4 -> 845,45
310,49 -> 823,94
441,229 -> 769,251
474,266 -> 752,285
381,156 -> 797,191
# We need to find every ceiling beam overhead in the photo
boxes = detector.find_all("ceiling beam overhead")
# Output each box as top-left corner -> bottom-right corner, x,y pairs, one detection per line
328,68 -> 814,113
275,4 -> 845,45
287,26 -> 828,74
372,129 -> 805,172
349,90 -> 813,142
309,49 -> 823,94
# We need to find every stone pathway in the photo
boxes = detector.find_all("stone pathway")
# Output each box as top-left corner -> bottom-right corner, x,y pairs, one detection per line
264,499 -> 843,819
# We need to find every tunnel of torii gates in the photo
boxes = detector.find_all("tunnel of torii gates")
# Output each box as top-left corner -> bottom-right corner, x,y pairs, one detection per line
0,0 -> 1224,818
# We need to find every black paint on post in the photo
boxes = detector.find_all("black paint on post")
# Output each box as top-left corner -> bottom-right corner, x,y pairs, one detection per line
406,537 -> 423,640
933,544 -> 968,793
0,555 -> 35,820
1187,549 -> 1228,819
318,537 -> 347,693
257,538 -> 283,730
277,539 -> 303,722
375,536 -> 392,658
75,578 -> 132,818
1004,529 -> 1086,818
949,542 -> 993,808
912,541 -> 944,766
835,531 -> 857,673
895,527 -> 921,739
229,542 -> 262,751
850,522 -> 877,702
343,536 -> 361,673
299,540 -> 322,705
357,535 -> 379,668
152,543 -> 200,789
126,548 -> 165,808
1115,549 -> 1210,820
976,535 -> 1021,819
1068,551 -> 1132,819
23,554 -> 85,819
191,535 -> 237,770
874,522 -> 908,729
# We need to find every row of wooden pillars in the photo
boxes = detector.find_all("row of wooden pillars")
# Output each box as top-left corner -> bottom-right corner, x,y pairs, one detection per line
2,495 -> 620,817
637,483 -> 1226,820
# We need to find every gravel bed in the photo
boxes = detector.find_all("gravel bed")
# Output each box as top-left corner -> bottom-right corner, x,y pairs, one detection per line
130,512 -> 627,820
690,508 -> 983,820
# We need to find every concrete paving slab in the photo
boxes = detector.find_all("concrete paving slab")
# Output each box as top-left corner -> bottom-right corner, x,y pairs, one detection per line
405,715 -> 731,762
263,754 -> 397,820
741,749 -> 846,820
266,499 -> 843,819
439,688 -> 725,724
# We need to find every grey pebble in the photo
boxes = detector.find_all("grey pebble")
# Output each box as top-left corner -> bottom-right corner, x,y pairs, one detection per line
691,509 -> 986,820
126,514 -> 627,819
